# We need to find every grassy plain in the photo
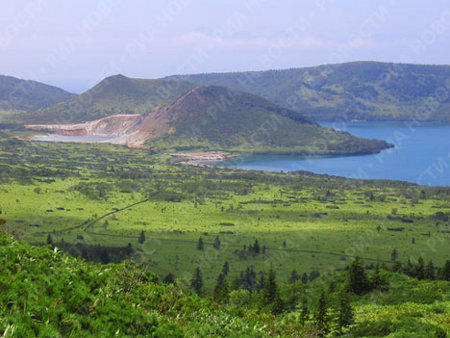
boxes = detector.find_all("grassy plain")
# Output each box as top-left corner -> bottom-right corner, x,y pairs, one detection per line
1,130 -> 448,291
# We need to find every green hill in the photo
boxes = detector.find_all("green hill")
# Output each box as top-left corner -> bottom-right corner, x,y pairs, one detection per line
146,85 -> 392,154
167,61 -> 450,121
0,75 -> 74,122
30,75 -> 196,124
25,84 -> 391,155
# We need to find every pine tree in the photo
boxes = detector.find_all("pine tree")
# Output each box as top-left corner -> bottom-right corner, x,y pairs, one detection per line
214,272 -> 229,303
315,290 -> 328,334
257,272 -> 266,292
439,260 -> 450,281
416,256 -> 425,280
262,267 -> 278,305
299,296 -> 309,324
191,267 -> 203,296
424,260 -> 435,280
46,233 -> 54,247
231,274 -> 242,290
371,263 -> 385,290
222,261 -> 229,276
243,266 -> 257,292
253,239 -> 260,254
163,272 -> 175,284
99,247 -> 110,264
138,230 -> 145,244
288,269 -> 300,284
391,248 -> 398,261
213,236 -> 221,250
336,289 -> 353,335
197,236 -> 204,250
301,272 -> 309,284
348,257 -> 370,295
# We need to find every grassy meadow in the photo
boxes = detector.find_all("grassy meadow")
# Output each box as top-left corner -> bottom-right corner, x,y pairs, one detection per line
1,131 -> 448,291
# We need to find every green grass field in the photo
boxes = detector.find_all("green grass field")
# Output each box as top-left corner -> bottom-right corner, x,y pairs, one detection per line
1,131 -> 448,291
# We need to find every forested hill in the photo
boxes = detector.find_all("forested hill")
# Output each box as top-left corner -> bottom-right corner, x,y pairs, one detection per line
167,61 -> 450,122
0,75 -> 74,122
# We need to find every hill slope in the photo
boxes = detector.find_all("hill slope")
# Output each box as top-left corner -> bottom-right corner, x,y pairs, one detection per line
30,75 -> 196,124
1,232 -> 449,337
0,75 -> 74,122
167,61 -> 450,121
0,232 -> 276,336
27,85 -> 391,155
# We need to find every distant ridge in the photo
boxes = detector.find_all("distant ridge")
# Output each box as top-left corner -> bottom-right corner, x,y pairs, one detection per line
0,75 -> 74,121
167,61 -> 450,121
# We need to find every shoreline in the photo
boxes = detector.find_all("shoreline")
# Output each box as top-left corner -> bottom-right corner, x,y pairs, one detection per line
167,151 -> 240,166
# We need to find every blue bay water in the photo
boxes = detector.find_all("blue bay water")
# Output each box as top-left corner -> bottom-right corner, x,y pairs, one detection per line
218,122 -> 450,186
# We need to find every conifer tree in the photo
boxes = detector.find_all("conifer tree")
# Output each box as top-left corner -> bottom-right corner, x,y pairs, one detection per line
213,236 -> 221,250
440,260 -> 450,281
46,233 -> 54,247
163,272 -> 175,284
221,261 -> 229,276
391,248 -> 398,261
262,267 -> 278,305
214,272 -> 229,303
191,267 -> 204,296
196,236 -> 204,250
424,260 -> 435,280
299,296 -> 309,324
301,272 -> 308,284
336,289 -> 353,335
288,269 -> 300,284
253,239 -> 260,254
138,230 -> 145,244
348,257 -> 370,294
416,256 -> 425,280
315,290 -> 328,334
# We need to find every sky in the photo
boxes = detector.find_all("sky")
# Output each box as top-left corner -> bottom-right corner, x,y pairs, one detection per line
1,0 -> 449,93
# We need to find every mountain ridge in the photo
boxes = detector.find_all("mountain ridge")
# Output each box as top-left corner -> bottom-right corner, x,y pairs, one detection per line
0,75 -> 75,122
166,61 -> 450,121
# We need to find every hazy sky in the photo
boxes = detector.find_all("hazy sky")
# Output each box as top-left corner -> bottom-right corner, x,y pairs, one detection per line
1,0 -> 449,93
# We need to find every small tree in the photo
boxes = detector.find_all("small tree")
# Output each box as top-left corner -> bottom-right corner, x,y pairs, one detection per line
46,233 -> 54,247
391,248 -> 398,261
301,272 -> 309,284
299,296 -> 309,324
214,272 -> 229,303
262,267 -> 283,313
213,236 -> 221,250
262,267 -> 278,305
138,230 -> 146,244
348,257 -> 370,295
163,272 -> 175,284
221,261 -> 229,276
253,239 -> 260,254
288,269 -> 300,284
371,263 -> 387,291
336,289 -> 353,335
315,290 -> 328,334
416,256 -> 425,280
197,236 -> 204,250
191,267 -> 204,296
439,260 -> 450,281
424,260 -> 435,280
